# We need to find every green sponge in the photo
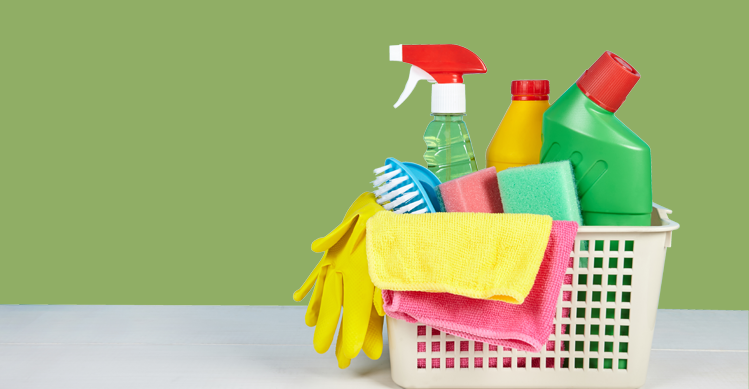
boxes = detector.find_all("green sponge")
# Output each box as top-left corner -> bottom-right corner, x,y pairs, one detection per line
497,161 -> 583,225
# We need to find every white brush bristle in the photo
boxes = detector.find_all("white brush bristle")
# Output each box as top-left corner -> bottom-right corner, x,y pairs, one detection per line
373,165 -> 391,175
372,169 -> 401,187
373,176 -> 408,197
377,183 -> 414,204
394,199 -> 424,214
383,191 -> 418,210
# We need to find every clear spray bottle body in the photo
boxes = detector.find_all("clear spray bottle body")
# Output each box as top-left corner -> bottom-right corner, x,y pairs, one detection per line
423,114 -> 478,182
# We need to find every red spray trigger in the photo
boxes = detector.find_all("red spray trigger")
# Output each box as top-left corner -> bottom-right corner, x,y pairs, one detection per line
399,44 -> 487,83
390,44 -> 487,110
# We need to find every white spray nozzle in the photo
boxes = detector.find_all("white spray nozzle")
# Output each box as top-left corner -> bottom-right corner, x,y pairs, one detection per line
394,65 -> 435,109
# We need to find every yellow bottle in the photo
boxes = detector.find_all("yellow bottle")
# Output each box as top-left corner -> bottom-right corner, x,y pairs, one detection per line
486,80 -> 550,172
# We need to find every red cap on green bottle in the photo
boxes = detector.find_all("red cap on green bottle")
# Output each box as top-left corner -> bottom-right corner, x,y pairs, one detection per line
577,51 -> 640,112
511,80 -> 549,101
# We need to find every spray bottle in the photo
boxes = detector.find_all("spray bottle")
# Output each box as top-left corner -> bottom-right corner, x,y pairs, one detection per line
390,44 -> 487,182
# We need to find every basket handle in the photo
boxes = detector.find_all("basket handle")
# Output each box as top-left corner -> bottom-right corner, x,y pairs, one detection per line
653,203 -> 674,248
653,202 -> 672,221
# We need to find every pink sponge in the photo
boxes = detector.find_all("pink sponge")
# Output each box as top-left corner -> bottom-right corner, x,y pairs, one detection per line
436,167 -> 503,213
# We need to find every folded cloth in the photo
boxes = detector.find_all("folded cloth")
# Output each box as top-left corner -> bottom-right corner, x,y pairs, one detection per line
382,220 -> 578,353
367,212 -> 552,304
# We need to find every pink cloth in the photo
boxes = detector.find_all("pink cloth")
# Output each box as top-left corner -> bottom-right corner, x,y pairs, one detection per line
383,220 -> 578,353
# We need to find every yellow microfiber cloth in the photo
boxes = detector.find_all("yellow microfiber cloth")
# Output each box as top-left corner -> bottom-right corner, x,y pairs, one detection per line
366,212 -> 553,304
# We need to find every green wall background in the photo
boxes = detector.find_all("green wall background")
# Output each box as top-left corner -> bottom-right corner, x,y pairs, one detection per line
1,1 -> 747,310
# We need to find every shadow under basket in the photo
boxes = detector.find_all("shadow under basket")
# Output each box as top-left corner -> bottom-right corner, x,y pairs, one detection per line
386,203 -> 679,389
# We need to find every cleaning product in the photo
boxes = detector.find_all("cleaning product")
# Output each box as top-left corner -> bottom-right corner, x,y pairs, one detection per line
486,80 -> 550,172
293,192 -> 385,368
382,220 -> 578,353
366,212 -> 552,304
436,167 -> 503,213
372,158 -> 441,214
389,44 -> 487,182
497,161 -> 583,225
541,51 -> 651,226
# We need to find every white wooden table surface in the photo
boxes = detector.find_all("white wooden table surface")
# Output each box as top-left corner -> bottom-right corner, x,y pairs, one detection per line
0,306 -> 746,388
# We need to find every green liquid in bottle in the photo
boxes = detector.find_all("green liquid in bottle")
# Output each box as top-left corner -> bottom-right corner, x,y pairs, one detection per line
423,114 -> 478,182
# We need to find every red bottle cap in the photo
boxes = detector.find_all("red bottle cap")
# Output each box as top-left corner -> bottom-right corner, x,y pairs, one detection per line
576,51 -> 640,112
511,80 -> 549,101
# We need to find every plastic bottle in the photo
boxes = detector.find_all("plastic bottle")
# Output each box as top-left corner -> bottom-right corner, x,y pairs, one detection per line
389,44 -> 487,182
540,51 -> 651,226
486,80 -> 550,172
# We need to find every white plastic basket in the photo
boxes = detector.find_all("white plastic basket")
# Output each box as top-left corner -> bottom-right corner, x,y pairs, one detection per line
387,203 -> 679,389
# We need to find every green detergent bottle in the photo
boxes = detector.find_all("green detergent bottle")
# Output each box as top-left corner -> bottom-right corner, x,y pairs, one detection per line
541,51 -> 652,226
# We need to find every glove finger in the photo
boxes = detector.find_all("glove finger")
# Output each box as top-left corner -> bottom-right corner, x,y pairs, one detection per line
335,317 -> 352,369
293,255 -> 325,302
304,265 -> 328,327
362,304 -> 384,360
373,287 -> 385,317
341,273 -> 374,360
313,271 -> 342,354
311,215 -> 358,253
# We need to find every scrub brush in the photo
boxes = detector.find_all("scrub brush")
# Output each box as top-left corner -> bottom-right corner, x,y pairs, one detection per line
372,158 -> 442,214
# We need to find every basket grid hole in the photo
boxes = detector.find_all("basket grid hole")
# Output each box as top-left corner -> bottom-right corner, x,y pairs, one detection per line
417,325 -> 426,336
432,328 -> 440,336
625,240 -> 634,251
446,341 -> 454,352
591,324 -> 599,335
417,342 -> 425,353
623,291 -> 631,302
579,291 -> 587,302
432,342 -> 440,352
592,291 -> 601,302
609,258 -> 618,269
578,274 -> 587,286
610,240 -> 619,251
590,358 -> 599,369
591,308 -> 600,319
564,274 -> 572,285
489,344 -> 498,352
460,341 -> 469,352
576,307 -> 585,318
503,357 -> 512,367
563,291 -> 572,302
432,358 -> 440,369
460,358 -> 469,369
417,358 -> 426,369
608,274 -> 617,286
562,308 -> 570,318
579,257 -> 588,268
622,308 -> 630,319
620,342 -> 629,352
624,257 -> 633,269
489,357 -> 498,368
594,257 -> 603,268
593,274 -> 602,285
531,357 -> 541,368
590,341 -> 599,352
503,347 -> 512,352
604,341 -> 614,352
517,357 -> 526,368
474,342 -> 483,352
546,340 -> 555,351
475,358 -> 483,368
595,240 -> 604,251
580,240 -> 589,251
623,275 -> 632,286
446,358 -> 455,369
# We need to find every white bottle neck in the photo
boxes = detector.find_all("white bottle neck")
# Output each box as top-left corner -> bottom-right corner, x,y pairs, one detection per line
431,84 -> 466,114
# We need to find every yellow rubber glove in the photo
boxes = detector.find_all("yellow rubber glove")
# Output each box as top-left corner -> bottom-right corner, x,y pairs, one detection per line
293,192 -> 385,368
